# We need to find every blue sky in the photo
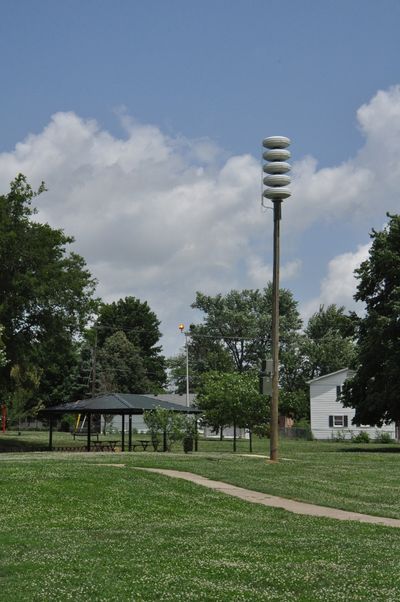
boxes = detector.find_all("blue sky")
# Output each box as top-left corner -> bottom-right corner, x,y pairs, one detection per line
1,0 -> 400,355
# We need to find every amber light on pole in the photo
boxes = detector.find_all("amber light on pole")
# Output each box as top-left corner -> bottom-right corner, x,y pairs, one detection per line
262,136 -> 291,462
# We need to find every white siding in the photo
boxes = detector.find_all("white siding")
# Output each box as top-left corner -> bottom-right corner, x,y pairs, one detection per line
310,369 -> 396,440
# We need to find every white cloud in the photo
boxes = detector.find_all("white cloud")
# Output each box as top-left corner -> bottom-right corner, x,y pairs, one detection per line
0,112 -> 265,355
246,256 -> 302,289
2,84 -> 400,354
287,85 -> 400,232
301,243 -> 371,321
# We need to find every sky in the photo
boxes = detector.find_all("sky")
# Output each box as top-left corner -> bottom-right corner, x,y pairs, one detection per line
1,0 -> 400,357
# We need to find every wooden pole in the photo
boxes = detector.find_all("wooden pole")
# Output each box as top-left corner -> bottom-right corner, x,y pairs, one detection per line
270,200 -> 281,462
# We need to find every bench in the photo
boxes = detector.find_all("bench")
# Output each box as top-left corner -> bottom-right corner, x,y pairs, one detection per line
91,440 -> 118,452
131,439 -> 151,451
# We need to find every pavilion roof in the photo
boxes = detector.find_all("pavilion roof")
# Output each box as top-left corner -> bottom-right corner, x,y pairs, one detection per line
40,393 -> 201,415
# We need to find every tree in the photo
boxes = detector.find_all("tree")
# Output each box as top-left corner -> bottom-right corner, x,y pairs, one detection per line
0,326 -> 6,368
342,215 -> 400,425
302,305 -> 357,381
8,364 -> 42,431
94,297 -> 166,391
277,304 -> 357,422
167,330 -> 234,394
96,331 -> 150,394
0,175 -> 97,407
191,287 -> 301,373
143,407 -> 184,451
197,371 -> 268,451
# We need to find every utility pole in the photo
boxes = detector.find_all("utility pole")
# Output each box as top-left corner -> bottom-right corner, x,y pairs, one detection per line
262,136 -> 292,462
179,324 -> 190,407
91,328 -> 98,398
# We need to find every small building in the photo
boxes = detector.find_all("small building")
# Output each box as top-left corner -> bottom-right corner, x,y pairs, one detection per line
309,368 -> 397,440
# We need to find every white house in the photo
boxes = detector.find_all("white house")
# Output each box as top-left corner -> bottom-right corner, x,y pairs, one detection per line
309,368 -> 397,440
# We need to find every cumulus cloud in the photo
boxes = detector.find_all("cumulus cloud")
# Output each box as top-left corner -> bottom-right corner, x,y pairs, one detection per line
0,112 -> 265,353
301,243 -> 371,321
247,257 -> 302,289
1,84 -> 400,354
288,85 -> 400,231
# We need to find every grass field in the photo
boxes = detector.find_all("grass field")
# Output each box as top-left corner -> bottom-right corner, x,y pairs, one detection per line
2,437 -> 400,601
2,432 -> 400,518
1,453 -> 400,602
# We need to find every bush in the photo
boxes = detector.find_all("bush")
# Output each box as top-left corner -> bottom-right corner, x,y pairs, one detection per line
331,430 -> 347,442
375,432 -> 393,444
352,431 -> 370,443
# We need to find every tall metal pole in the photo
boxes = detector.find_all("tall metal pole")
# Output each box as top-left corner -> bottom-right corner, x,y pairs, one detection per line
270,200 -> 281,462
185,332 -> 189,408
262,136 -> 291,463
179,324 -> 190,407
91,328 -> 98,398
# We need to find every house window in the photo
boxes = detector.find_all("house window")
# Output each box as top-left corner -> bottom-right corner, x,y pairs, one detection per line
334,415 -> 344,427
329,415 -> 349,428
336,385 -> 342,400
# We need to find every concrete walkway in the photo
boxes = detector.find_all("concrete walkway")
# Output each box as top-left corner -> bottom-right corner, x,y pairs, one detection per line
135,467 -> 400,529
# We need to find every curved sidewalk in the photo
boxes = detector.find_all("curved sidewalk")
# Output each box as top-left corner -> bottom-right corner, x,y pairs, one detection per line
135,467 -> 400,529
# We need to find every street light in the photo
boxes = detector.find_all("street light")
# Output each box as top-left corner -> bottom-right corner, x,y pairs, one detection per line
262,135 -> 291,462
178,323 -> 190,407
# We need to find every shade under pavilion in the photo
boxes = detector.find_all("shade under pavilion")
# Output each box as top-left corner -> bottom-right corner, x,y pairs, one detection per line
40,393 -> 201,452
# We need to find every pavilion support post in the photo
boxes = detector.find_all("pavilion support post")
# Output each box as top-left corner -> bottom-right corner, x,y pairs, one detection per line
87,413 -> 91,452
49,416 -> 53,451
194,418 -> 198,452
233,419 -> 237,453
121,415 -> 125,451
128,415 -> 132,451
163,428 -> 167,452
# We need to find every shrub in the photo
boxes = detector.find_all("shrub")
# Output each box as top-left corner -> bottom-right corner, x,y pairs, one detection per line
352,431 -> 370,443
375,432 -> 393,444
331,430 -> 347,442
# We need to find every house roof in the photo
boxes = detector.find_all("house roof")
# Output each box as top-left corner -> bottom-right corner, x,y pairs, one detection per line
307,368 -> 355,385
143,393 -> 196,406
40,393 -> 202,416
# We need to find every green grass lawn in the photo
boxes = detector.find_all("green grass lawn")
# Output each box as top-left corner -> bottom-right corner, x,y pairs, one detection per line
2,433 -> 400,518
1,455 -> 400,601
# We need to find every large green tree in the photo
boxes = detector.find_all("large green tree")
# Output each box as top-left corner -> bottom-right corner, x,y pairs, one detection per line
0,175 -> 97,407
96,331 -> 150,394
191,287 -> 301,373
343,215 -> 400,425
94,296 -> 166,391
167,326 -> 234,394
302,304 -> 357,381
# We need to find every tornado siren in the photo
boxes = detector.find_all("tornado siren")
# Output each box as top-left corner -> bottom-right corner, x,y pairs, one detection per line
262,136 -> 291,201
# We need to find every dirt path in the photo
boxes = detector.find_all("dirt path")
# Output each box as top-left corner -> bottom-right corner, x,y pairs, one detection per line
134,467 -> 400,529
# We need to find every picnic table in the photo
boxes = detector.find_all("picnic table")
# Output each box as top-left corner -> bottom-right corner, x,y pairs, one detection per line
131,439 -> 151,451
91,440 -> 119,452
